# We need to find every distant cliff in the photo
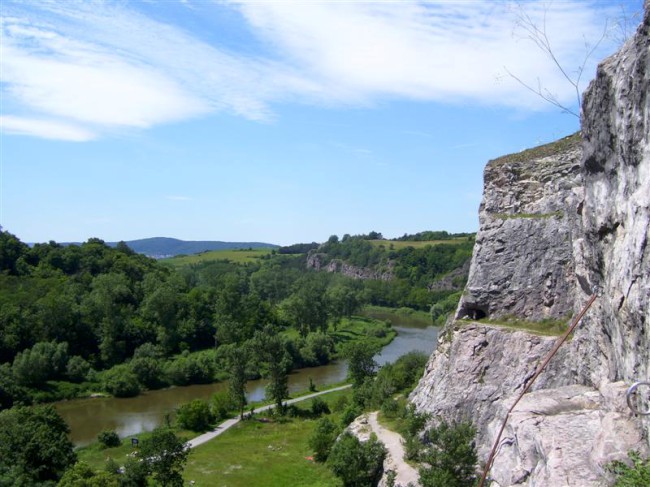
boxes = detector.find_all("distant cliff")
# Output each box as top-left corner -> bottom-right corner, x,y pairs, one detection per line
411,5 -> 650,486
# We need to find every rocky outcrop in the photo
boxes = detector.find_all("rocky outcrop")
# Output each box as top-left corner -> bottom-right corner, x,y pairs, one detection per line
306,253 -> 394,280
455,134 -> 582,322
412,5 -> 650,485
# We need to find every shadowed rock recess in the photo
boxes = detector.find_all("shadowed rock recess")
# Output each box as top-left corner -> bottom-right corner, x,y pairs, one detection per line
411,4 -> 650,486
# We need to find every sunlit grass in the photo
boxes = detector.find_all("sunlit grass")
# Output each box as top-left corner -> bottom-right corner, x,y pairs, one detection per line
161,248 -> 275,267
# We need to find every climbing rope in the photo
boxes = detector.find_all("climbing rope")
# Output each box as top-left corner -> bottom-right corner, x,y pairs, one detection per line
477,293 -> 598,487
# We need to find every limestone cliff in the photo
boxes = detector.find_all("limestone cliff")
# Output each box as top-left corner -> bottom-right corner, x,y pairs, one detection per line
411,5 -> 650,485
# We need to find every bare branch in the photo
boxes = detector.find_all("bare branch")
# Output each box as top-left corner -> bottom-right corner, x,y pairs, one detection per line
504,67 -> 580,118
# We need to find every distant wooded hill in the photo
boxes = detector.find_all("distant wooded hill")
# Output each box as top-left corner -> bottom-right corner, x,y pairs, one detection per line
56,237 -> 278,258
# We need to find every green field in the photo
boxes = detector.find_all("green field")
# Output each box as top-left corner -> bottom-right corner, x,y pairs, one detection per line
161,248 -> 275,267
361,305 -> 433,328
77,389 -> 352,486
183,390 -> 350,486
367,238 -> 470,250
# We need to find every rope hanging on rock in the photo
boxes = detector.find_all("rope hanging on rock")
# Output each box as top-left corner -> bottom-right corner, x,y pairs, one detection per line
477,293 -> 598,487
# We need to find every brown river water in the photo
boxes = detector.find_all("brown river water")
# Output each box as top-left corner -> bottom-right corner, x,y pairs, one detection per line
56,323 -> 439,446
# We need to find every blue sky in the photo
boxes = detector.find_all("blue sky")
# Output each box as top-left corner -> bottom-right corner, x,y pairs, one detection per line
0,0 -> 643,246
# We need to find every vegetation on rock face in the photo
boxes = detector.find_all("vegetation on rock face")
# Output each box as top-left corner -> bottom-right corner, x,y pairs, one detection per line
608,451 -> 650,487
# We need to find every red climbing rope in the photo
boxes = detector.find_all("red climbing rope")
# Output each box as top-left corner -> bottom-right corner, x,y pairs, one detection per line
477,293 -> 598,487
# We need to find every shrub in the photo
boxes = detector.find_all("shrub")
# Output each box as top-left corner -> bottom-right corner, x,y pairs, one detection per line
311,397 -> 331,416
607,450 -> 650,486
340,404 -> 362,428
332,394 -> 350,413
210,391 -> 236,421
419,420 -> 477,487
66,355 -> 91,383
97,430 -> 121,448
308,417 -> 339,462
380,398 -> 401,419
176,399 -> 214,432
130,356 -> 166,389
327,432 -> 386,487
102,365 -> 140,398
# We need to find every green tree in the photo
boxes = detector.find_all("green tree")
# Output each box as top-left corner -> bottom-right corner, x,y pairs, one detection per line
256,329 -> 291,412
327,431 -> 386,487
343,342 -> 379,387
176,399 -> 213,432
12,341 -> 69,387
280,277 -> 330,337
138,428 -> 189,487
225,344 -> 249,419
418,420 -> 477,487
58,461 -> 120,486
0,230 -> 29,275
308,417 -> 339,462
66,355 -> 92,383
102,365 -> 141,398
0,405 -> 76,485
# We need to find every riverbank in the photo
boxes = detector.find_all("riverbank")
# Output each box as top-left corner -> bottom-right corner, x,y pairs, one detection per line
56,311 -> 438,446
76,385 -> 353,477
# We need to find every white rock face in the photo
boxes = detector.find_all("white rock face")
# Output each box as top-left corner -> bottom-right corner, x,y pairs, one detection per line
456,137 -> 582,322
411,5 -> 650,485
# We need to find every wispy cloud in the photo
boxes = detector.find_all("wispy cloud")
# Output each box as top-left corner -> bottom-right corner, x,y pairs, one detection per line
1,115 -> 96,141
1,0 -> 623,141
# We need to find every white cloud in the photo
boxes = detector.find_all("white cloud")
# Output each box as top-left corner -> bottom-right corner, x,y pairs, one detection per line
0,115 -> 95,141
0,0 -> 626,141
234,1 -> 619,109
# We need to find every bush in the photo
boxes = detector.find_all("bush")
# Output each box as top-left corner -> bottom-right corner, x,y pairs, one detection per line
419,420 -> 477,487
327,432 -> 386,487
97,430 -> 121,448
340,404 -> 362,428
165,352 -> 215,386
380,398 -> 400,418
102,365 -> 141,398
176,399 -> 214,432
66,355 -> 91,383
210,391 -> 236,421
308,417 -> 339,462
311,397 -> 331,416
332,394 -> 350,413
130,356 -> 166,389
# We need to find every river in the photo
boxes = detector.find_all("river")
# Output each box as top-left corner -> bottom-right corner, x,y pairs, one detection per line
56,323 -> 439,446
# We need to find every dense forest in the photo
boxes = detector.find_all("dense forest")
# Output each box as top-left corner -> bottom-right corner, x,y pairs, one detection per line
0,229 -> 472,410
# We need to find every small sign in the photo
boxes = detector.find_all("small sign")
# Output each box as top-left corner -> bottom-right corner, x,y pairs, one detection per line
131,438 -> 139,447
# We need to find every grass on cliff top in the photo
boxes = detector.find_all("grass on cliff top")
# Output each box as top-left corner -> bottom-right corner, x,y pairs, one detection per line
368,238 -> 470,250
460,316 -> 570,337
361,305 -> 433,328
162,248 -> 274,267
490,132 -> 581,166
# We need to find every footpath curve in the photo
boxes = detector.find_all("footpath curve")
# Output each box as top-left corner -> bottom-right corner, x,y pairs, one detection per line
186,384 -> 352,449
367,411 -> 420,487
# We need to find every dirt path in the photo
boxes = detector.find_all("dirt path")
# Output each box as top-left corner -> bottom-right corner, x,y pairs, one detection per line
186,384 -> 352,449
367,411 -> 420,487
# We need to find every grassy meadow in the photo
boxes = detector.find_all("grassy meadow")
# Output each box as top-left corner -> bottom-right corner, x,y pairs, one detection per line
161,248 -> 275,267
183,389 -> 351,486
367,238 -> 470,250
